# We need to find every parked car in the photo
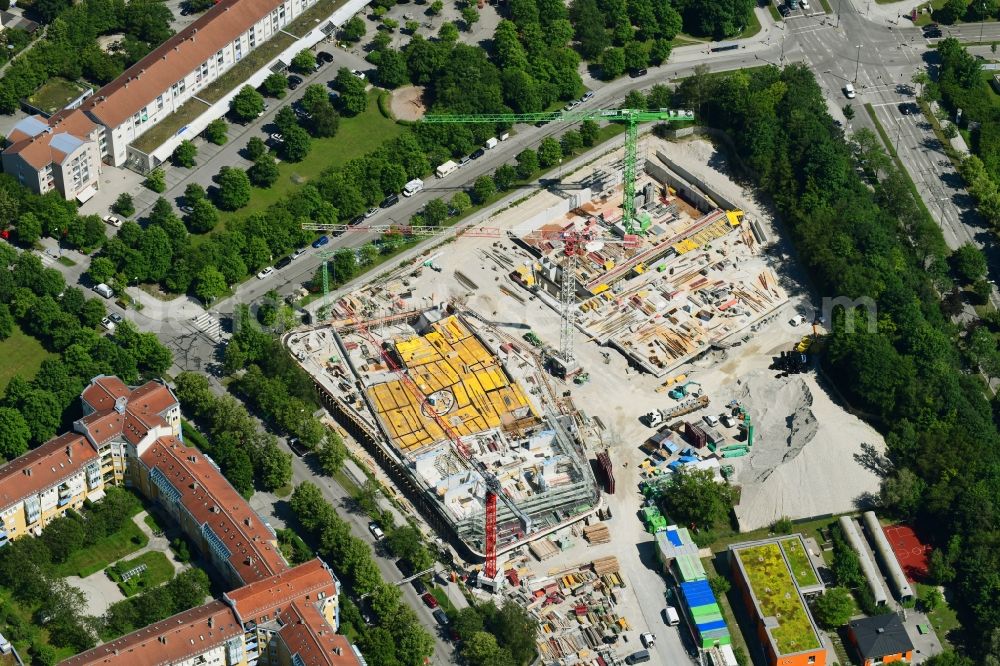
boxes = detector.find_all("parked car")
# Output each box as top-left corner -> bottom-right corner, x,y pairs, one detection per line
108,312 -> 123,325
581,90 -> 595,101
256,267 -> 274,280
292,247 -> 306,259
103,214 -> 123,227
365,207 -> 379,218
470,148 -> 485,160
563,100 -> 579,111
317,50 -> 334,64
412,578 -> 427,595
100,317 -> 115,332
458,156 -> 472,167
843,83 -> 856,99
433,609 -> 449,626
287,437 -> 309,457
640,633 -> 656,648
312,235 -> 330,248
269,132 -> 284,143
351,69 -> 366,79
629,68 -> 648,78
381,194 -> 399,208
287,74 -> 303,90
275,256 -> 292,269
421,593 -> 439,609
799,0 -> 810,9
349,215 -> 364,226
778,5 -> 791,16
368,522 -> 385,540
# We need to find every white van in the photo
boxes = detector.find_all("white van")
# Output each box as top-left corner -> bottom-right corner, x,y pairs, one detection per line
402,178 -> 424,197
484,137 -> 499,149
94,283 -> 114,299
664,606 -> 680,626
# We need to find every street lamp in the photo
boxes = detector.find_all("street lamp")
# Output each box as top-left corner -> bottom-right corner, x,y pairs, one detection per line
854,44 -> 862,83
981,4 -> 986,44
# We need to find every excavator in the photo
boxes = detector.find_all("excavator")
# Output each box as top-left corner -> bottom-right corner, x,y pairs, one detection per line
668,381 -> 702,401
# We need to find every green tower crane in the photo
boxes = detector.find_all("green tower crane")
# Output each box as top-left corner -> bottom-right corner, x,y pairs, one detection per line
423,108 -> 695,235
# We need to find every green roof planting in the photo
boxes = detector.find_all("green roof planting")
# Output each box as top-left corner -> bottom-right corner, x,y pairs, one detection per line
735,543 -> 821,655
780,537 -> 819,588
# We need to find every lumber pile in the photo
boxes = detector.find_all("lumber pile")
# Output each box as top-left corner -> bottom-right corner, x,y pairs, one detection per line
583,523 -> 610,545
529,538 -> 560,561
592,556 -> 619,575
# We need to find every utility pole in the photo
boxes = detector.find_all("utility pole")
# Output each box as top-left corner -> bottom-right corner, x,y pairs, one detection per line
981,4 -> 986,43
854,44 -> 862,83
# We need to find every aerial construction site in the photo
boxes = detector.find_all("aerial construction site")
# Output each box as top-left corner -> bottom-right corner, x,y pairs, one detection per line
287,133 -> 887,665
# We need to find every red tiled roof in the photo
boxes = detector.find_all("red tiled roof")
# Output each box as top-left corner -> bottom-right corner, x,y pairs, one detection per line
59,600 -> 241,666
141,437 -> 287,584
0,433 -> 96,511
80,376 -> 130,411
226,559 -> 337,622
77,377 -> 176,446
278,602 -> 362,666
73,0 -> 285,130
2,112 -> 97,170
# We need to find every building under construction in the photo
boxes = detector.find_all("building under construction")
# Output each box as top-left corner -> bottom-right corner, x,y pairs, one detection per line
286,309 -> 600,557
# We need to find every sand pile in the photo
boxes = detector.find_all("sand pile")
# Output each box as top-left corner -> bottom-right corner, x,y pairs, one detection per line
727,371 -> 885,530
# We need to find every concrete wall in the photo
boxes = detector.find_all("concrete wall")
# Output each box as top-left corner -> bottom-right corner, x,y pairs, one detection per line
654,149 -> 740,212
142,0 -> 369,169
646,152 -> 717,213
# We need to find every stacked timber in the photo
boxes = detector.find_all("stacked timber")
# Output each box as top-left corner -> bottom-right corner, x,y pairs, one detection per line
583,523 -> 610,544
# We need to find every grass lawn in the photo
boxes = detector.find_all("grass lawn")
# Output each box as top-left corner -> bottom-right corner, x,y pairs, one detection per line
916,582 -> 961,649
182,419 -> 210,449
214,90 -> 403,229
737,9 -> 762,38
430,585 -> 458,616
768,3 -> 783,20
0,589 -> 76,663
25,77 -> 90,115
707,516 -> 838,564
200,33 -> 296,104
706,557 -> 752,659
0,324 -> 55,393
734,543 -> 821,654
106,551 -> 174,597
818,0 -> 833,13
53,519 -> 148,578
57,256 -> 77,267
143,512 -> 165,534
780,536 -> 819,587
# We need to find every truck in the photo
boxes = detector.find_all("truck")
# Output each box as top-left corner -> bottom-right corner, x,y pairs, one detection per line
402,178 -> 424,197
435,160 -> 458,178
642,395 -> 711,427
484,137 -> 499,149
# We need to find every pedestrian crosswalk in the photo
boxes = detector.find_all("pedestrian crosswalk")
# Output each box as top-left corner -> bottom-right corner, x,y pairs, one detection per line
35,250 -> 57,267
190,313 -> 225,343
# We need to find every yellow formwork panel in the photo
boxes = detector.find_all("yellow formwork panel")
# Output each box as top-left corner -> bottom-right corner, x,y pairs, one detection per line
476,368 -> 498,392
453,381 -> 471,408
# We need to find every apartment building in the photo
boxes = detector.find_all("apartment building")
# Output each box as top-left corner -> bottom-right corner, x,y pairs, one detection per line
0,376 -> 179,546
0,374 -> 363,665
2,0 -> 328,200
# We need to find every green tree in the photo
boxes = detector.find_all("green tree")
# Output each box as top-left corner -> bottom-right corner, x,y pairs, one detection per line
310,104 -> 341,138
623,40 -> 650,72
493,164 -> 518,191
113,192 -> 135,217
66,215 -> 105,252
463,632 -> 514,666
516,148 -> 539,178
429,0 -> 443,14
143,168 -> 166,193
0,303 -> 12,340
204,118 -> 228,145
291,49 -> 317,74
195,266 -> 227,304
450,191 -> 472,215
580,119 -> 600,146
172,140 -> 198,167
87,257 -> 117,285
281,125 -> 312,162
661,468 -> 735,530
334,68 -> 368,116
952,242 -> 987,283
0,406 -> 30,461
708,574 -> 731,598
624,89 -> 646,110
248,154 -> 280,188
377,49 -> 410,88
262,72 -> 288,98
424,197 -> 449,225
245,136 -> 268,161
560,130 -> 583,155
341,16 -> 366,41
461,6 -> 479,29
229,85 -> 265,122
538,137 -> 562,167
811,587 -> 855,628
258,440 -> 292,491
317,430 -> 348,475
938,0 -> 968,23
21,389 -> 62,444
570,0 -> 610,59
472,175 -> 496,204
215,167 -> 252,211
186,198 -> 218,233
843,104 -> 855,121
600,46 -> 626,79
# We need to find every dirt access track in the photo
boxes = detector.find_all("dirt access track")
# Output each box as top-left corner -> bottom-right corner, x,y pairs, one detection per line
390,85 -> 427,121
